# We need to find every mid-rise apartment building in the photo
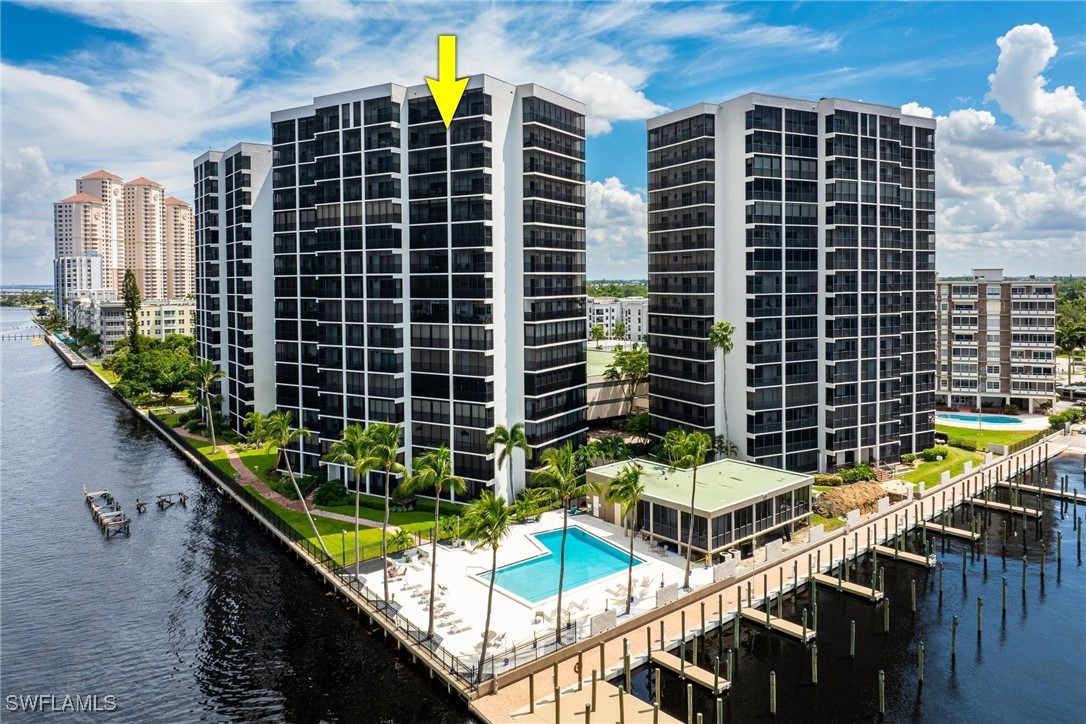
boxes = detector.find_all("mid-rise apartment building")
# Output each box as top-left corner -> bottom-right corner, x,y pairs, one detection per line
54,251 -> 104,316
194,143 -> 275,433
937,268 -> 1056,412
588,296 -> 647,344
53,170 -> 195,301
647,94 -> 937,473
268,76 -> 587,501
72,297 -> 193,356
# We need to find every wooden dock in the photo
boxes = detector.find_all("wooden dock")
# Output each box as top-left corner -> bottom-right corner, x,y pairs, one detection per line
918,521 -> 981,542
967,498 -> 1042,519
739,608 -> 816,643
995,481 -> 1081,502
649,650 -> 730,694
509,679 -> 681,723
811,573 -> 884,601
872,545 -> 936,568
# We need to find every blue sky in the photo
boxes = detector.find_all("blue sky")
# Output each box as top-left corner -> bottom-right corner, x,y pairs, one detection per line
2,1 -> 1084,283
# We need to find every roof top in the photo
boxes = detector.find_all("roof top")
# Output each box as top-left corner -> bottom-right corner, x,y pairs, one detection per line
124,176 -> 162,187
80,170 -> 122,180
57,193 -> 103,204
163,196 -> 189,206
587,458 -> 811,515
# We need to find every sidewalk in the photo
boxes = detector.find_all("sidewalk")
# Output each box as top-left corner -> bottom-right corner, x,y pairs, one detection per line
173,427 -> 394,529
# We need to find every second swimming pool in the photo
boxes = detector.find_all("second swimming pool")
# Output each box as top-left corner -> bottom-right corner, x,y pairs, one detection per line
489,527 -> 644,604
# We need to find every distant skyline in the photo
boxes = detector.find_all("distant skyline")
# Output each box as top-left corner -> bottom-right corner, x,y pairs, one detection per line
2,1 -> 1083,283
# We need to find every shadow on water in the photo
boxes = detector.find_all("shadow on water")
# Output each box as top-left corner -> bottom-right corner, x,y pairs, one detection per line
0,309 -> 475,723
624,454 -> 1086,723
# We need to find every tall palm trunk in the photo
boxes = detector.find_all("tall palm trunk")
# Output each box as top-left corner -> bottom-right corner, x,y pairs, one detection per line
625,510 -> 635,615
721,361 -> 729,457
354,472 -> 361,579
476,546 -> 498,685
382,466 -> 391,606
426,488 -> 442,639
285,453 -> 333,560
205,390 -> 218,453
507,464 -> 514,505
683,465 -> 699,589
556,505 -> 568,644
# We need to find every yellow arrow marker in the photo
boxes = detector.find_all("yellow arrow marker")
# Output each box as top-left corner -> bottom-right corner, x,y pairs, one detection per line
425,35 -> 469,129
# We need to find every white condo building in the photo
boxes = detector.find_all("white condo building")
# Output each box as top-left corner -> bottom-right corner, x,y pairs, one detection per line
647,94 -> 938,473
268,76 -> 588,501
588,296 -> 647,344
194,143 -> 276,433
54,251 -> 104,313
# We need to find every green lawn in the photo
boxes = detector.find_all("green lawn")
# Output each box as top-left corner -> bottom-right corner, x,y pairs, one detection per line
902,447 -> 984,490
587,348 -> 616,376
88,363 -> 118,385
935,424 -> 1037,449
812,513 -> 845,532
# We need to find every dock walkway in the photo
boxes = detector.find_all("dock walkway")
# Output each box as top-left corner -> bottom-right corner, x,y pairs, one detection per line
917,520 -> 981,542
738,608 -> 816,643
507,679 -> 681,723
650,650 -> 729,694
996,481 -> 1082,503
810,572 -> 883,601
967,497 -> 1042,519
871,544 -> 936,568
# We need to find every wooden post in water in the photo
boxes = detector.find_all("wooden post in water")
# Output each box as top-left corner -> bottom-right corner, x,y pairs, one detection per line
802,607 -> 808,642
850,620 -> 856,659
701,602 -> 706,640
813,599 -> 818,631
654,703 -> 660,724
1041,543 -> 1046,582
726,649 -> 733,682
600,642 -> 605,680
1022,557 -> 1027,593
811,642 -> 818,684
962,549 -> 967,583
624,638 -> 631,693
938,562 -> 944,600
646,627 -> 652,658
977,597 -> 983,636
1057,531 -> 1062,571
911,579 -> 916,613
879,669 -> 886,714
661,620 -> 666,650
713,656 -> 720,693
1002,576 -> 1007,615
884,597 -> 890,634
687,683 -> 693,724
716,698 -> 723,724
718,593 -> 724,632
692,635 -> 698,670
653,666 -> 662,703
769,671 -> 777,716
918,642 -> 925,685
793,561 -> 798,601
951,616 -> 957,658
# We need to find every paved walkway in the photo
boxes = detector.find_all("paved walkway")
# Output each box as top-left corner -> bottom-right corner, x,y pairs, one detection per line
472,433 -> 1079,722
173,427 -> 394,530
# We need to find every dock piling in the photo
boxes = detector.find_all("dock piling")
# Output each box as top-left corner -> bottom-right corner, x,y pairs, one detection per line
554,686 -> 560,724
1002,577 -> 1007,615
918,642 -> 924,685
619,685 -> 626,724
911,579 -> 916,613
655,667 -> 661,704
687,683 -> 693,724
951,616 -> 957,658
769,671 -> 776,716
811,642 -> 818,685
529,673 -> 535,713
883,597 -> 890,634
850,620 -> 855,659
879,670 -> 886,714
591,670 -> 597,712
977,597 -> 983,636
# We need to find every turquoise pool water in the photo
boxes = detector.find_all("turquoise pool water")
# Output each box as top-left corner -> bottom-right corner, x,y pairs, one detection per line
936,412 -> 1024,425
490,527 -> 643,603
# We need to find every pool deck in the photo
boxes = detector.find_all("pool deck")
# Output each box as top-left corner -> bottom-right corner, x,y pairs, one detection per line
936,413 -> 1051,430
364,513 -> 699,665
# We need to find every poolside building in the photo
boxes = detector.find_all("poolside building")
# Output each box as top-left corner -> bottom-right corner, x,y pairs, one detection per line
586,457 -> 812,560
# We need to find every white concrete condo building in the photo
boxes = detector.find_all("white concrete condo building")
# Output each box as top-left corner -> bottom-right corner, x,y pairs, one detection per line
647,94 -> 938,473
269,77 -> 588,501
194,143 -> 275,433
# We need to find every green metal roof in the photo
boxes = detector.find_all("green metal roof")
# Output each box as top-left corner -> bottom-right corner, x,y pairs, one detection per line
587,458 -> 811,516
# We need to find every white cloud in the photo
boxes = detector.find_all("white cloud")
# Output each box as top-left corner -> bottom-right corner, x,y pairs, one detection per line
904,24 -> 1086,276
555,71 -> 667,135
901,101 -> 933,119
586,178 -> 647,279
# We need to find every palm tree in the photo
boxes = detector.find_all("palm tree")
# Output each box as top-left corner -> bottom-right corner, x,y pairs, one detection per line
398,445 -> 467,638
664,428 -> 713,590
460,491 -> 514,686
387,528 -> 416,555
590,324 -> 606,349
243,410 -> 268,447
365,422 -> 405,606
488,423 -> 530,504
709,320 -> 736,457
264,410 -> 333,561
325,424 -> 378,579
191,359 -> 225,452
605,462 -> 644,615
613,321 -> 627,342
533,441 -> 598,643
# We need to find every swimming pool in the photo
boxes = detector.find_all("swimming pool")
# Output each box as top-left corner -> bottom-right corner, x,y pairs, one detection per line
935,412 -> 1024,425
489,527 -> 643,604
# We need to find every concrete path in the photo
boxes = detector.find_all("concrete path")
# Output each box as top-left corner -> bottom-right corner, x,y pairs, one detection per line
173,427 -> 395,530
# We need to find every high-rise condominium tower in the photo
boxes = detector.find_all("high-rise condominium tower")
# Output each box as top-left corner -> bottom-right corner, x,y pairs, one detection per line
53,170 -> 195,306
647,94 -> 937,473
269,77 -> 587,501
194,143 -> 275,433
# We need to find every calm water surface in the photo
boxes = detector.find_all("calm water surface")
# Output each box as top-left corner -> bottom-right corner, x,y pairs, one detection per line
0,309 -> 474,723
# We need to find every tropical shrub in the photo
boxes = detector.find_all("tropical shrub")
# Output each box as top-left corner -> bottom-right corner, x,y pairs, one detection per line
922,446 -> 951,462
814,473 -> 844,487
947,438 -> 977,451
313,480 -> 351,507
900,453 -> 917,464
839,464 -> 877,484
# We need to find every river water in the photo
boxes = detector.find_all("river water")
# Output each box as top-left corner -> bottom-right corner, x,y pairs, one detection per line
0,309 -> 473,723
